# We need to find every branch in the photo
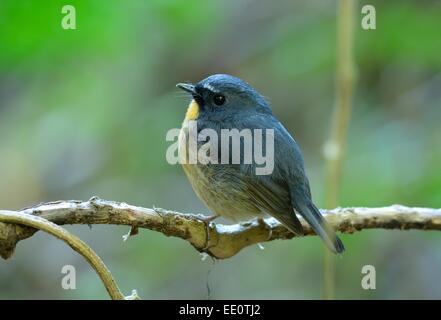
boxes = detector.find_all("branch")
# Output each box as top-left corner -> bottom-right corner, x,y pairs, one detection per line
0,210 -> 127,300
1,198 -> 441,260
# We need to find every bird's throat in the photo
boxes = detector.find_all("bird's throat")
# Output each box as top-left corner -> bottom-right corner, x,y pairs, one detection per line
184,99 -> 199,121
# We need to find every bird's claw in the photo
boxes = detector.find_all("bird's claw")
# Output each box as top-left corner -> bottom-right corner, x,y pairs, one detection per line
200,215 -> 219,251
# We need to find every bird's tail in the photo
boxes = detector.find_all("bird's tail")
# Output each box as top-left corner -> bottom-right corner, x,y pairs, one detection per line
292,193 -> 345,254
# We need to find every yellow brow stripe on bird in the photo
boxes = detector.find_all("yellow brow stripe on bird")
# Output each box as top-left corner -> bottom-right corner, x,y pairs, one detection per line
185,100 -> 199,120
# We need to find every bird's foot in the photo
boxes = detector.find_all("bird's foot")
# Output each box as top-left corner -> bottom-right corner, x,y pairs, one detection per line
257,218 -> 273,241
200,214 -> 219,251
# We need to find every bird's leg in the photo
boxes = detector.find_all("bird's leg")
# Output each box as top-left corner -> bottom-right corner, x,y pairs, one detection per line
154,207 -> 219,252
257,217 -> 273,241
200,214 -> 219,251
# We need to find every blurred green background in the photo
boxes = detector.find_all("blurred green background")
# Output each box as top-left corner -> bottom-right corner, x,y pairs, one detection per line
1,0 -> 441,299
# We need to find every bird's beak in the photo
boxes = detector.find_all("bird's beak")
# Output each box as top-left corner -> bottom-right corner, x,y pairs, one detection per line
176,83 -> 197,95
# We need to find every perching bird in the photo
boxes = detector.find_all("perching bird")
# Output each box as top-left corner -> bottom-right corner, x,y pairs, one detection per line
176,74 -> 344,254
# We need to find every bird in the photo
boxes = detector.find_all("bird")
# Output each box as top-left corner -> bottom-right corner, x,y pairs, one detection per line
176,74 -> 344,254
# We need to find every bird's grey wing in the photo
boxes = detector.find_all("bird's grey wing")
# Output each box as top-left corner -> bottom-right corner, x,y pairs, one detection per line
243,174 -> 304,235
226,113 -> 306,235
270,117 -> 345,253
234,113 -> 344,253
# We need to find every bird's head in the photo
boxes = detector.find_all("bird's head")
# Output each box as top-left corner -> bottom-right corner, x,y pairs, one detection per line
176,74 -> 271,121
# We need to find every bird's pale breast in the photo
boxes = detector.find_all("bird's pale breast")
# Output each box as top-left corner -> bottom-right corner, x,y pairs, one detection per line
179,101 -> 262,222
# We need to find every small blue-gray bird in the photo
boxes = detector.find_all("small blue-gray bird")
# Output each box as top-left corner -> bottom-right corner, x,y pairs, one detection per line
176,74 -> 344,254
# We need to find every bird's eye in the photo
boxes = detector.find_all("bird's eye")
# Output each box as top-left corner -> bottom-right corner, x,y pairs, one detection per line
213,94 -> 226,106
